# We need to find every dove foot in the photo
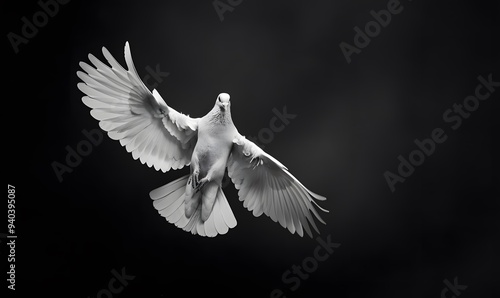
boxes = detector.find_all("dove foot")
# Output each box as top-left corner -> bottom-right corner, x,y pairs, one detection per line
197,176 -> 211,187
189,170 -> 206,193
194,177 -> 212,193
193,170 -> 200,186
190,172 -> 213,193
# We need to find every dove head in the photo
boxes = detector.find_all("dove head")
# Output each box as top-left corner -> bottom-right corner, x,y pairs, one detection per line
216,93 -> 231,111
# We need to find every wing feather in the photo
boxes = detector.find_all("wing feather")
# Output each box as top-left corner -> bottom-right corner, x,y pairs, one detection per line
227,135 -> 328,238
77,42 -> 199,172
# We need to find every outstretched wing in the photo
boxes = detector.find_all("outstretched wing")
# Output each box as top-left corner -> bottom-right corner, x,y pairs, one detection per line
77,42 -> 198,172
227,134 -> 328,237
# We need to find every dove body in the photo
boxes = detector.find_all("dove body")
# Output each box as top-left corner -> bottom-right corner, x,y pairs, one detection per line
185,94 -> 237,221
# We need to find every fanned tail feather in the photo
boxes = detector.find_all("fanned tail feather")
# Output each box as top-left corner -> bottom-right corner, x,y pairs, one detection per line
150,175 -> 237,237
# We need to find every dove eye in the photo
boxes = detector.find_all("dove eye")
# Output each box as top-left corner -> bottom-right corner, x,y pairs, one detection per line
218,97 -> 221,102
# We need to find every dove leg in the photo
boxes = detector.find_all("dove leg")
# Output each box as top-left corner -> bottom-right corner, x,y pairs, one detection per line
201,181 -> 219,222
187,155 -> 203,190
185,158 -> 202,218
197,157 -> 226,186
184,183 -> 201,219
191,167 -> 215,193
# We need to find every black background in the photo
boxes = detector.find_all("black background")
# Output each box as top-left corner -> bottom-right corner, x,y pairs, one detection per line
3,0 -> 499,297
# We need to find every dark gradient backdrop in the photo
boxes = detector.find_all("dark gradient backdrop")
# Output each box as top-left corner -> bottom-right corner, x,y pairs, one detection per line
3,0 -> 498,297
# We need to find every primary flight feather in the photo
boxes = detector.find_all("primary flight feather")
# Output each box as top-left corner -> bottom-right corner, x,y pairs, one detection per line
77,42 -> 328,237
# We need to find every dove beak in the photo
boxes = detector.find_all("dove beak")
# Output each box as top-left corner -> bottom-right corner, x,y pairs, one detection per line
222,102 -> 228,109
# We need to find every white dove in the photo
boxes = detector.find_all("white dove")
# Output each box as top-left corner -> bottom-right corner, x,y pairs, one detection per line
77,42 -> 328,237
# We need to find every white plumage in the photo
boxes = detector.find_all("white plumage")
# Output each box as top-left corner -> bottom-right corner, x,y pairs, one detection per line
77,42 -> 328,237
